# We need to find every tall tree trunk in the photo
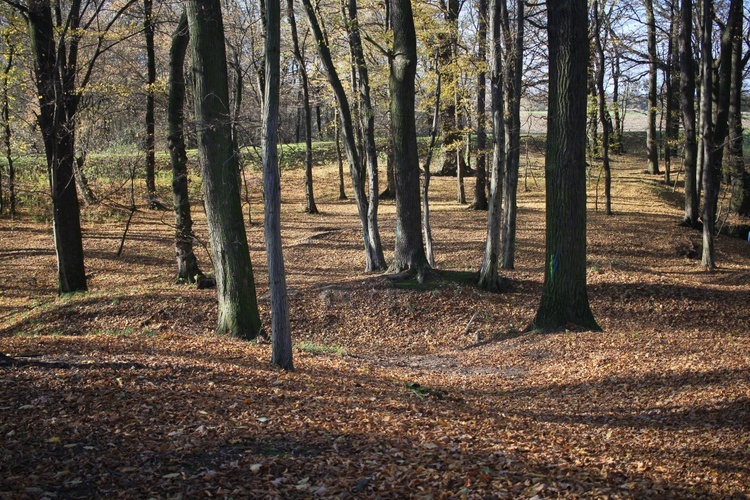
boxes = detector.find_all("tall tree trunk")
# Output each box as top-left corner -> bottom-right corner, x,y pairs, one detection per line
645,0 -> 660,175
532,0 -> 599,331
301,0 -> 386,271
422,55 -> 442,268
168,12 -> 202,284
610,53 -> 623,154
287,0 -> 318,214
187,0 -> 263,339
477,0 -> 506,292
144,0 -> 158,209
593,0 -> 612,215
438,0 -> 464,177
27,0 -> 87,293
346,0 -> 383,257
501,0 -> 524,268
663,2 -> 680,186
334,108 -> 347,199
264,0 -> 293,370
1,40 -> 13,216
389,0 -> 430,279
472,0 -> 489,211
680,0 -> 699,227
727,0 -> 747,215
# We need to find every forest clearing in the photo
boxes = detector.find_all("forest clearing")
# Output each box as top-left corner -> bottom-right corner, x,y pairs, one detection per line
1,137 -> 749,498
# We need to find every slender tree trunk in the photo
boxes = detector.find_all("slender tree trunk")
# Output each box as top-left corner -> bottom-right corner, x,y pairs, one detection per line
144,0 -> 158,209
610,53 -> 623,154
287,0 -> 318,214
532,0 -> 599,331
27,0 -> 87,293
264,0 -> 293,370
680,0 -> 699,227
593,0 -> 612,215
334,109 -> 347,199
422,57 -> 442,268
187,0 -> 263,339
168,12 -> 202,284
301,0 -> 386,271
501,0 -> 524,268
477,0 -> 505,292
1,41 -> 13,216
727,0 -> 747,215
664,2 -> 680,186
472,0 -> 489,211
645,0 -> 660,175
699,0 -> 717,269
389,0 -> 429,279
438,0 -> 464,177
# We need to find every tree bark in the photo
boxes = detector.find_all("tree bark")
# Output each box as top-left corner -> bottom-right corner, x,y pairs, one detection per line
144,0 -> 158,209
187,0 -> 263,339
699,0 -> 716,269
264,0 -> 293,370
532,0 -> 599,331
334,109 -> 347,199
477,0 -> 505,292
727,0 -> 747,215
1,38 -> 14,216
301,0 -> 386,271
501,0 -> 524,268
168,12 -> 202,284
472,0 -> 489,211
388,0 -> 429,279
593,0 -> 612,215
645,0 -> 659,175
680,0 -> 699,227
437,0 -> 465,177
27,0 -> 87,293
287,0 -> 318,214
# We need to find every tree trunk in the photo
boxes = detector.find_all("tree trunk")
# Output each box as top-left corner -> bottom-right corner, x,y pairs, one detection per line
593,0 -> 612,215
389,0 -> 429,279
27,0 -> 87,294
422,56 -> 442,268
334,109 -> 347,199
187,0 -> 263,339
532,0 -> 599,331
645,0 -> 660,175
264,0 -> 293,370
501,0 -> 524,268
168,12 -> 202,284
144,0 -> 158,209
1,40 -> 14,216
472,0 -> 489,211
477,0 -> 506,292
727,0 -> 746,215
287,0 -> 318,214
610,53 -> 623,154
663,2 -> 680,186
680,0 -> 699,227
301,0 -> 386,271
437,0 -> 465,177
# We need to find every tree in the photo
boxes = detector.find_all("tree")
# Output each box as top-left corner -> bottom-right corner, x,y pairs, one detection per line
531,0 -> 599,331
726,0 -> 747,215
437,0 -> 465,177
645,0 -> 659,175
592,0 -> 612,215
388,0 -> 429,279
186,0 -> 263,339
144,0 -> 158,209
679,0 -> 699,227
12,0 -> 138,293
477,0 -> 505,292
264,0 -> 293,370
301,0 -> 387,271
471,0 -> 489,211
287,0 -> 317,215
167,11 -> 202,284
0,17 -> 17,217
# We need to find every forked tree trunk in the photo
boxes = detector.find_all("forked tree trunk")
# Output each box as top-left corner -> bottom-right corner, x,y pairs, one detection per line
168,12 -> 202,284
301,0 -> 386,271
389,0 -> 430,279
186,0 -> 263,339
264,0 -> 293,370
477,0 -> 506,292
532,0 -> 599,331
680,0 -> 699,227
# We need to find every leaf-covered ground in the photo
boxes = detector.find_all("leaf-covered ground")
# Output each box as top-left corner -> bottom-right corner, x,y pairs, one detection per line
1,147 -> 749,498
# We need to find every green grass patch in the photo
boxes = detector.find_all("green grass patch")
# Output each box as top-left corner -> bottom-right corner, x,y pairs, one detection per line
294,341 -> 346,356
392,270 -> 477,291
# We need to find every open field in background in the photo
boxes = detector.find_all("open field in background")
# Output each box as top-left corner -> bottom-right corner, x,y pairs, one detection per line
0,134 -> 749,497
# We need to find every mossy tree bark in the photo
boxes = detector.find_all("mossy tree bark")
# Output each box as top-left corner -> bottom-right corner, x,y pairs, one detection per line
388,0 -> 430,279
264,0 -> 293,370
186,0 -> 262,339
532,0 -> 600,331
168,12 -> 202,284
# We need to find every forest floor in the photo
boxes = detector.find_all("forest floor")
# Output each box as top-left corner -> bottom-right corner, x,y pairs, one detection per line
1,143 -> 749,498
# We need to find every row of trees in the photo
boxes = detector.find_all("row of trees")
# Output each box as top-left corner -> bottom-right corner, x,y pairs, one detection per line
0,0 -> 746,368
